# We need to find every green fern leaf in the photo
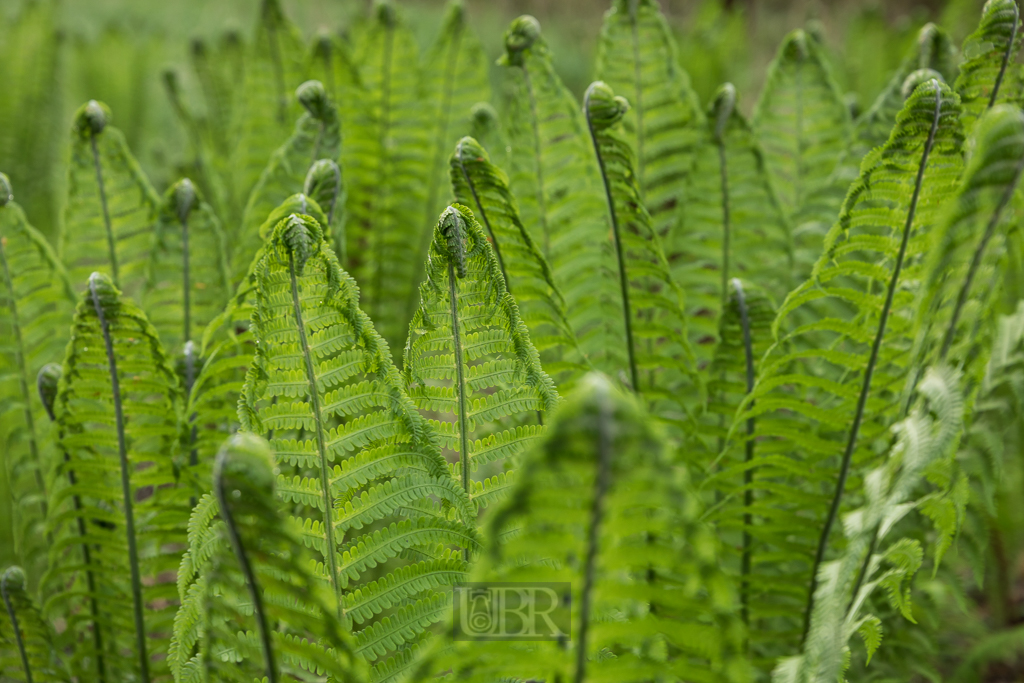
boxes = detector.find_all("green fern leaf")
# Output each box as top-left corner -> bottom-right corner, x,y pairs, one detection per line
239,210 -> 477,674
170,433 -> 367,683
449,136 -> 587,386
593,0 -> 705,239
0,176 -> 75,585
43,272 -> 189,682
955,0 -> 1022,133
1,567 -> 70,682
404,204 -> 559,511
60,101 -> 160,298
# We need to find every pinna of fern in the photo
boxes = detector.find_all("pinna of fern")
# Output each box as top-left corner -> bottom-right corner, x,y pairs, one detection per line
60,100 -> 160,298
0,174 -> 75,586
171,432 -> 367,683
1,566 -> 70,683
43,272 -> 189,683
404,203 -> 559,511
583,80 -> 700,431
448,136 -> 587,387
723,76 -> 964,666
411,373 -> 750,683
238,210 -> 478,678
954,0 -> 1022,134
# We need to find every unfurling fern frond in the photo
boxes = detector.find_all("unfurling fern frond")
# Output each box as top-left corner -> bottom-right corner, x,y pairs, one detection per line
348,0 -> 430,350
405,1 -> 491,323
753,30 -> 851,270
60,100 -> 160,297
0,176 -> 75,584
498,17 -> 610,362
412,373 -> 749,683
584,81 -> 699,429
143,178 -> 231,357
304,158 -> 346,262
955,0 -> 1022,133
170,433 -> 367,683
239,211 -> 478,676
43,272 -> 189,682
676,83 -> 791,354
775,368 -> 963,683
594,0 -> 705,239
449,136 -> 586,386
404,204 -> 559,511
1,567 -> 70,682
724,78 -> 964,666
236,80 -> 341,287
466,103 -> 504,163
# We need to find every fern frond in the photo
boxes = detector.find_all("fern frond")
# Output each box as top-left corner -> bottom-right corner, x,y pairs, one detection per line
466,103 -> 504,164
723,78 -> 964,666
753,30 -> 851,270
170,433 -> 367,683
594,0 -> 705,239
43,272 -> 189,682
239,210 -> 477,672
404,204 -> 559,511
584,81 -> 700,429
304,159 -> 346,263
60,101 -> 160,297
449,136 -> 587,386
955,0 -> 1022,133
0,178 -> 75,584
1,567 -> 70,682
412,373 -> 750,683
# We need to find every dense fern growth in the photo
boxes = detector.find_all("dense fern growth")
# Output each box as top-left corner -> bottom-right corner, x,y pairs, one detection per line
238,211 -> 477,677
1,567 -> 69,683
404,204 -> 559,510
584,81 -> 698,428
448,136 -> 585,385
44,273 -> 188,682
954,0 -> 1022,133
413,373 -> 749,683
724,79 -> 964,665
171,433 -> 367,683
60,101 -> 160,297
236,80 -> 340,286
0,176 -> 75,583
677,83 -> 791,352
594,0 -> 705,239
753,29 -> 851,270
143,178 -> 230,356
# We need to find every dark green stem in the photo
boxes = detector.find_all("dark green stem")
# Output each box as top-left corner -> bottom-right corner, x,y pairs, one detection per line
457,144 -> 510,289
447,260 -> 472,553
90,133 -> 119,287
733,279 -> 756,629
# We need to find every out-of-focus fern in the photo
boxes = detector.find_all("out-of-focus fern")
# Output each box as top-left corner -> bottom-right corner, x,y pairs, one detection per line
303,159 -> 345,263
412,373 -> 750,683
1,567 -> 69,683
584,81 -> 699,429
0,176 -> 75,585
143,178 -> 231,357
170,433 -> 367,683
466,103 -> 504,164
677,84 -> 791,354
238,211 -> 478,677
725,79 -> 964,666
594,0 -> 705,239
348,0 -> 430,350
753,30 -> 851,272
43,272 -> 188,683
449,136 -> 586,386
954,0 -> 1022,133
60,101 -> 160,298
404,204 -> 559,511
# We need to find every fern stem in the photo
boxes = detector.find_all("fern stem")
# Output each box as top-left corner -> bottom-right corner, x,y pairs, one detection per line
370,16 -> 395,320
732,279 -> 756,629
287,250 -> 343,611
521,65 -> 552,259
574,390 -> 613,683
1,570 -> 33,683
988,3 -> 1019,109
585,88 -> 640,391
214,451 -> 277,683
457,145 -> 511,289
802,80 -> 943,644
89,133 -> 119,287
90,275 -> 149,682
447,260 -> 472,537
181,212 -> 191,344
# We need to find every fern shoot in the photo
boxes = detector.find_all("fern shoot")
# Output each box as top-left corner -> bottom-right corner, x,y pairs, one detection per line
303,158 -> 345,262
1,567 -> 69,683
954,0 -> 1022,133
404,204 -> 559,511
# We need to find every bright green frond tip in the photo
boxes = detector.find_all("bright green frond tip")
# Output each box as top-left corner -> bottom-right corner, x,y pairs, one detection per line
405,203 -> 558,511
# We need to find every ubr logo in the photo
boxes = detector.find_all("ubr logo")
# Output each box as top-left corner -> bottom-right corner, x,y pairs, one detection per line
453,582 -> 571,641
